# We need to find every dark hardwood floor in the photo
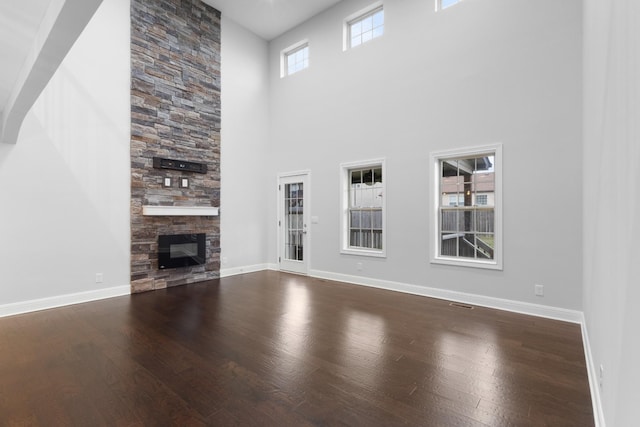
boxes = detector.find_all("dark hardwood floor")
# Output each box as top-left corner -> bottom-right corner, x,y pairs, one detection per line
0,271 -> 594,426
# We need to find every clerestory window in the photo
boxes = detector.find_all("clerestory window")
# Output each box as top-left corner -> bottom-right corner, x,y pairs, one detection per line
437,0 -> 461,11
344,3 -> 384,50
281,40 -> 309,77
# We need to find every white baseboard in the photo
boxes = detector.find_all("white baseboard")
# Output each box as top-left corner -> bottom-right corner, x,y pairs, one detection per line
0,285 -> 130,318
220,263 -> 278,278
581,319 -> 606,427
309,269 -> 583,324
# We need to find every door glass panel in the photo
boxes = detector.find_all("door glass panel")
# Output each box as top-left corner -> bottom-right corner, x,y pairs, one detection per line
284,182 -> 304,261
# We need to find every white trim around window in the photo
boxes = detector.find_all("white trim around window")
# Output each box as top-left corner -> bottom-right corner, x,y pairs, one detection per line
340,158 -> 387,258
430,144 -> 503,270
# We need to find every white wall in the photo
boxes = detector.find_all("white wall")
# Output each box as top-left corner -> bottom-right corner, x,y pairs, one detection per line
583,0 -> 640,425
266,0 -> 583,310
220,16 -> 271,274
0,0 -> 130,308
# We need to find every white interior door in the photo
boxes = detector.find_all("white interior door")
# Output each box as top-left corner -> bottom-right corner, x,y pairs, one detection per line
278,173 -> 309,274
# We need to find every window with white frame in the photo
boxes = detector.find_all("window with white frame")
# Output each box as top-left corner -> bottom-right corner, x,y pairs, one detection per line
344,3 -> 384,50
436,0 -> 461,11
281,41 -> 309,77
431,144 -> 502,270
341,160 -> 386,256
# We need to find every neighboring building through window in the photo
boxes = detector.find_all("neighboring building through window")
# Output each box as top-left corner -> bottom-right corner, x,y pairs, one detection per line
448,193 -> 464,206
344,3 -> 384,50
341,159 -> 386,257
281,40 -> 309,77
431,144 -> 502,270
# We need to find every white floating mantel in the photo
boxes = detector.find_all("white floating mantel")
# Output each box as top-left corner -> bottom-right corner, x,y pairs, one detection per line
142,206 -> 219,217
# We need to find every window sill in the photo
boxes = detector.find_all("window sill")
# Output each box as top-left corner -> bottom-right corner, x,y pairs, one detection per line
341,248 -> 386,258
431,256 -> 502,271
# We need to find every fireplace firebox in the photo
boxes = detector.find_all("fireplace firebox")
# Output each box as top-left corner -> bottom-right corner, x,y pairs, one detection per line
158,233 -> 206,269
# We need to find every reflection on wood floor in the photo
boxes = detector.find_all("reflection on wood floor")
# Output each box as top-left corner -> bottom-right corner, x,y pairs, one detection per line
0,270 -> 594,426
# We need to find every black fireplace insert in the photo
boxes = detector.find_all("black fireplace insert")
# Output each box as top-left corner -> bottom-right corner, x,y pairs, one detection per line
158,233 -> 206,269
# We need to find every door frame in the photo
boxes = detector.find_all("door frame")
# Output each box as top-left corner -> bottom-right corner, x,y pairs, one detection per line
277,171 -> 311,275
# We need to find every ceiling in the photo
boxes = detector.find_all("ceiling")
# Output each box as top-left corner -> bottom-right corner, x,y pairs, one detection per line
202,0 -> 343,40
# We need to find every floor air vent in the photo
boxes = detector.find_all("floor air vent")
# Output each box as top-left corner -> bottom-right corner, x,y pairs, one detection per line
449,302 -> 474,309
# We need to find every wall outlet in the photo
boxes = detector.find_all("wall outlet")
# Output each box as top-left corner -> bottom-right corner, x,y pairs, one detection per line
222,257 -> 228,265
95,273 -> 104,284
599,364 -> 604,388
534,284 -> 544,296
356,262 -> 363,272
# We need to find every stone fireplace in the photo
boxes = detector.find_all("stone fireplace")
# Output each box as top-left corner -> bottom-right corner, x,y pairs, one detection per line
130,0 -> 221,293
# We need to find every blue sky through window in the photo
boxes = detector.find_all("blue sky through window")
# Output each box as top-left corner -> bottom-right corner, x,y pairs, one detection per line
441,0 -> 460,9
350,8 -> 384,48
287,45 -> 308,75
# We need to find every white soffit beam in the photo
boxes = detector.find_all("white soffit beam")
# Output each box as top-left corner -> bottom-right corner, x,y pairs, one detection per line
1,0 -> 103,145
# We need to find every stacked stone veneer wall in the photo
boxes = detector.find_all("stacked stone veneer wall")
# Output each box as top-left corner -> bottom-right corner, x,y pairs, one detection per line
130,0 -> 221,293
